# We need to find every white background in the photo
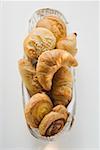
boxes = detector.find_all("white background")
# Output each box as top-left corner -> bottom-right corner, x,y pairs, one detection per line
0,1 -> 99,150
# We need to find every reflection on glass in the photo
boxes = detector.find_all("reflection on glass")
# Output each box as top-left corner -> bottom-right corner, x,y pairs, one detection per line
44,143 -> 58,150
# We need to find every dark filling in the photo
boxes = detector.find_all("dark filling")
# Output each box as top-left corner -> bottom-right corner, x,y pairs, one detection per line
45,119 -> 65,137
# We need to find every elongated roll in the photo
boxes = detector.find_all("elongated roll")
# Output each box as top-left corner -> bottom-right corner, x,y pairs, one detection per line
18,58 -> 43,96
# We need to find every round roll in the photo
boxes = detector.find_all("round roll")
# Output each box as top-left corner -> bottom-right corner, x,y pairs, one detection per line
36,15 -> 67,41
39,111 -> 67,137
25,93 -> 53,128
24,27 -> 56,60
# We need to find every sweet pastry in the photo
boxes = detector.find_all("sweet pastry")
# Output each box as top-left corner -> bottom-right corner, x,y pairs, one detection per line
36,49 -> 78,91
53,104 -> 68,119
18,58 -> 43,96
36,15 -> 67,41
50,67 -> 73,106
57,33 -> 77,56
39,111 -> 67,137
24,27 -> 56,60
25,93 -> 53,128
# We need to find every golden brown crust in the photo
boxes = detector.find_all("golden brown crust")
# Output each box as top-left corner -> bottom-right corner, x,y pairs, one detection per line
23,27 -> 56,60
57,33 -> 77,56
36,49 -> 78,91
39,111 -> 66,136
36,15 -> 67,41
18,58 -> 43,96
53,105 -> 68,120
24,93 -> 53,128
50,67 -> 73,106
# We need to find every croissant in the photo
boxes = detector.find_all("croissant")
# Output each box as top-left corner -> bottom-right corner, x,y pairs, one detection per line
24,27 -> 56,60
57,33 -> 77,56
18,58 -> 43,96
36,15 -> 67,41
39,109 -> 68,137
50,67 -> 73,106
36,49 -> 78,91
25,93 -> 53,128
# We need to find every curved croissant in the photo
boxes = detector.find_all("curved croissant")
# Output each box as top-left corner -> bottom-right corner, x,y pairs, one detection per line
50,67 -> 73,106
57,33 -> 77,56
36,49 -> 78,91
24,27 -> 56,60
25,93 -> 53,128
39,110 -> 67,137
36,15 -> 67,41
18,58 -> 43,96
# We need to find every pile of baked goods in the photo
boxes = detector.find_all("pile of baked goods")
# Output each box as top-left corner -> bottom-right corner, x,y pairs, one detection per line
18,15 -> 78,137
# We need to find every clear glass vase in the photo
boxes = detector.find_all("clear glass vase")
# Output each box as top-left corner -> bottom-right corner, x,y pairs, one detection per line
22,8 -> 77,141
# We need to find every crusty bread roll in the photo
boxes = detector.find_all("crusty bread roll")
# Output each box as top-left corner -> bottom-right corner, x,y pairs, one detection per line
24,27 -> 56,60
36,15 -> 67,41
